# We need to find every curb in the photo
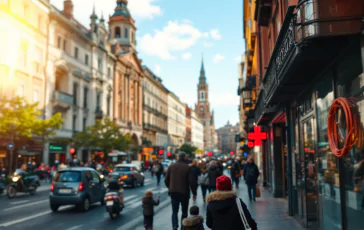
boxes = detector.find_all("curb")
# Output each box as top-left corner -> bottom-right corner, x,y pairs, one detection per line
117,198 -> 171,230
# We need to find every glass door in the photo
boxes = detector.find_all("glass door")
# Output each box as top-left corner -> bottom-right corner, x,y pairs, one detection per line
301,117 -> 319,228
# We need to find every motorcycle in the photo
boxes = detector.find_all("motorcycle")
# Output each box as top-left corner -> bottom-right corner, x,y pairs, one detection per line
7,169 -> 40,199
0,174 -> 5,195
104,182 -> 124,219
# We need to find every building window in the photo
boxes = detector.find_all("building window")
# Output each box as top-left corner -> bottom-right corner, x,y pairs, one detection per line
63,40 -> 67,52
33,89 -> 39,103
72,115 -> 77,133
85,54 -> 89,65
18,40 -> 28,68
73,82 -> 78,105
96,93 -> 101,111
107,95 -> 111,116
119,102 -> 122,119
124,28 -> 128,38
33,47 -> 42,73
83,118 -> 87,131
74,47 -> 78,59
115,27 -> 121,38
83,87 -> 88,108
57,36 -> 61,48
108,67 -> 111,78
17,84 -> 24,97
37,15 -> 42,31
98,57 -> 102,71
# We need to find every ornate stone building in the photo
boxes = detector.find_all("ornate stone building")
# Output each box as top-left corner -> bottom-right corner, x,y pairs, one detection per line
109,0 -> 143,150
195,58 -> 216,152
142,66 -> 168,148
168,92 -> 186,153
216,121 -> 239,154
45,0 -> 115,164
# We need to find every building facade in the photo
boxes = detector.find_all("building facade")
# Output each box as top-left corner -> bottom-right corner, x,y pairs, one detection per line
109,0 -> 144,156
216,121 -> 239,154
0,0 -> 51,167
142,66 -> 168,148
243,0 -> 364,229
185,106 -> 192,144
195,58 -> 216,152
168,92 -> 186,153
190,110 -> 204,150
45,0 -> 115,164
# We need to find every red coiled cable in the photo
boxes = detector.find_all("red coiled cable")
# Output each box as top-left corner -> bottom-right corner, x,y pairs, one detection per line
327,97 -> 360,158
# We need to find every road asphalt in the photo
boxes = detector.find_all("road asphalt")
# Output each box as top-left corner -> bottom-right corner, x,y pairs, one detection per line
0,173 -> 168,230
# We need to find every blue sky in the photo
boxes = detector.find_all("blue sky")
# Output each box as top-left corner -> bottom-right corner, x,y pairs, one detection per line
52,0 -> 245,128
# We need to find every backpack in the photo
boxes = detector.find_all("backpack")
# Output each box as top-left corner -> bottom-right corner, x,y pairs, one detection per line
245,165 -> 256,182
153,165 -> 160,173
198,173 -> 209,186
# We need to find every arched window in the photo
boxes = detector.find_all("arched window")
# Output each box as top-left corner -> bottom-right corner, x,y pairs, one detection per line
124,28 -> 128,38
115,27 -> 121,38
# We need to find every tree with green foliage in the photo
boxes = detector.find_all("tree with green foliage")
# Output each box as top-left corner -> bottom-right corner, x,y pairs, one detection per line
73,118 -> 132,155
178,143 -> 198,157
0,96 -> 63,145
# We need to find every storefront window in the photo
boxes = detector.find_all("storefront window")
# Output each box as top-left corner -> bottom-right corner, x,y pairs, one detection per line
336,40 -> 364,230
315,71 -> 341,229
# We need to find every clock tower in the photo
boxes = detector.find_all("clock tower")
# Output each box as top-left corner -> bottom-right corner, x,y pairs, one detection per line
195,57 -> 214,151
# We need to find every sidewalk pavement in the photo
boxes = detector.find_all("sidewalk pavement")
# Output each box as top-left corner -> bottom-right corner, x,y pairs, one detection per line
134,184 -> 305,230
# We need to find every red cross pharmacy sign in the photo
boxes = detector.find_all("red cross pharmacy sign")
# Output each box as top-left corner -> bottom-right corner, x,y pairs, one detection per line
248,126 -> 267,146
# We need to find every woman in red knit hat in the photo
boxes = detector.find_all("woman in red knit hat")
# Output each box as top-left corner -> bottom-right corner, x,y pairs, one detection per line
206,175 -> 257,230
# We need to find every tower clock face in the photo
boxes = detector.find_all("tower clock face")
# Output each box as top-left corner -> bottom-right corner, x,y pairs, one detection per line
200,107 -> 204,112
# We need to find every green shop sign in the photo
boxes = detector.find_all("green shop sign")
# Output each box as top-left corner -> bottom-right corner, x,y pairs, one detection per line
49,144 -> 66,152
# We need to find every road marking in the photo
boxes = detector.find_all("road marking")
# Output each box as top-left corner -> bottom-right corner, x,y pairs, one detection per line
123,195 -> 137,202
145,179 -> 151,182
4,200 -> 48,211
124,197 -> 141,206
127,201 -> 141,209
0,205 -> 72,227
65,225 -> 83,230
10,200 -> 29,205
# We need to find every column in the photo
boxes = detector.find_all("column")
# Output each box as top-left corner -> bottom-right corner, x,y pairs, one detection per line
139,81 -> 142,124
113,71 -> 119,119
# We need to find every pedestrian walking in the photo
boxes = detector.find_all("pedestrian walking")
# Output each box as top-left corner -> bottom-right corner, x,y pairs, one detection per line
182,206 -> 204,230
153,160 -> 164,186
198,161 -> 209,202
142,190 -> 160,230
165,152 -> 191,230
207,161 -> 222,192
206,175 -> 257,230
230,159 -> 242,189
189,160 -> 201,201
243,157 -> 260,202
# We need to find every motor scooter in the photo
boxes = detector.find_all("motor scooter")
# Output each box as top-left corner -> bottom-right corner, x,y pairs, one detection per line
104,183 -> 124,219
7,169 -> 40,199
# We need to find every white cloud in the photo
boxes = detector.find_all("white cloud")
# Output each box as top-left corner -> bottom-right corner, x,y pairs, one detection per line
128,0 -> 162,19
213,54 -> 225,63
210,29 -> 222,40
181,19 -> 193,24
154,64 -> 161,75
138,21 -> 207,60
203,42 -> 213,47
234,56 -> 241,62
181,52 -> 192,60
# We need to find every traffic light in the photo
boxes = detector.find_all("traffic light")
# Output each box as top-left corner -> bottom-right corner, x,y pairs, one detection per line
230,151 -> 234,155
153,146 -> 160,154
158,149 -> 164,155
69,142 -> 76,155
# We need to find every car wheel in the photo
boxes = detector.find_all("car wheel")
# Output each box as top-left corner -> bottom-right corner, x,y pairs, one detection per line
50,204 -> 59,212
132,180 -> 137,188
79,197 -> 90,212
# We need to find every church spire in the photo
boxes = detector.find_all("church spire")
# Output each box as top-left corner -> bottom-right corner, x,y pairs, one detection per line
199,55 -> 206,84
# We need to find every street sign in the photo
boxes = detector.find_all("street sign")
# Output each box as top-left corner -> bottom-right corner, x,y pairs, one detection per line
7,142 -> 15,151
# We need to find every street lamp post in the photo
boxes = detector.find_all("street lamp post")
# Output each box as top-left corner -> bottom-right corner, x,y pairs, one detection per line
9,124 -> 15,174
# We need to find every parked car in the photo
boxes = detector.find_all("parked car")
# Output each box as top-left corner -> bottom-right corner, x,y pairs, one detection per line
49,167 -> 106,212
113,164 -> 144,188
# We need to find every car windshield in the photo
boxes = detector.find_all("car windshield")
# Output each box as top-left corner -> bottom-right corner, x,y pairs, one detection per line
115,166 -> 133,172
54,171 -> 81,182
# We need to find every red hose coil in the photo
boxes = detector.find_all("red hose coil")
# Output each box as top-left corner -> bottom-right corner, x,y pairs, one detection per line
327,97 -> 360,158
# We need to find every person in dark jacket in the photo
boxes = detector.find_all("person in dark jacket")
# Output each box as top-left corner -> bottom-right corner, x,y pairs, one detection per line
189,160 -> 201,201
243,157 -> 260,202
142,190 -> 160,230
153,160 -> 164,186
165,152 -> 191,230
216,160 -> 224,173
208,161 -> 222,192
182,206 -> 204,230
206,175 -> 257,230
230,159 -> 241,189
199,161 -> 208,202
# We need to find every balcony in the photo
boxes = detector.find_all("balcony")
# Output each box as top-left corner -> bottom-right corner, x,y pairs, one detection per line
262,4 -> 363,107
254,0 -> 272,27
53,91 -> 73,111
143,123 -> 168,134
143,104 -> 168,119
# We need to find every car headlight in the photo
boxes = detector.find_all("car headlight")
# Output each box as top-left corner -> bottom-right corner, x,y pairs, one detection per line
12,176 -> 20,182
100,174 -> 104,179
223,163 -> 227,167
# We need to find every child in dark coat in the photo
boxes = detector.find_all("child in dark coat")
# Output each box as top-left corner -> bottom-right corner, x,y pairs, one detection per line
182,206 -> 204,230
142,190 -> 160,230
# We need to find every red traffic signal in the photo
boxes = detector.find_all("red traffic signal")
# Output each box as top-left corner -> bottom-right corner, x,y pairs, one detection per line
208,152 -> 212,156
248,142 -> 254,148
69,148 -> 76,154
230,151 -> 234,155
167,152 -> 171,157
158,149 -> 164,155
